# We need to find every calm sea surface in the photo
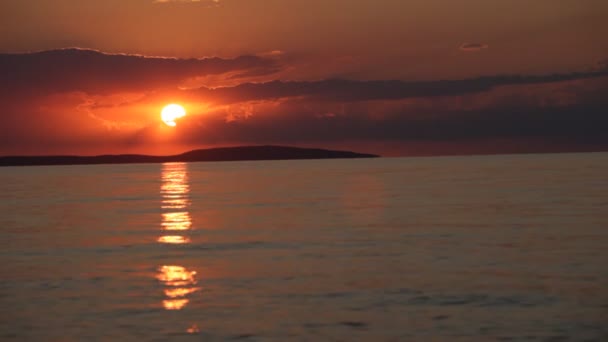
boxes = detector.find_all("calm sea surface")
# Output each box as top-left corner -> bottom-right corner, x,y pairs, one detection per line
1,153 -> 607,341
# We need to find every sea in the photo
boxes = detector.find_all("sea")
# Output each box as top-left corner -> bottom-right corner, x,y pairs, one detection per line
1,153 -> 607,341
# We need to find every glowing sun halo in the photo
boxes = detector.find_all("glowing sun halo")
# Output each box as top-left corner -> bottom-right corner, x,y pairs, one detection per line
161,104 -> 186,127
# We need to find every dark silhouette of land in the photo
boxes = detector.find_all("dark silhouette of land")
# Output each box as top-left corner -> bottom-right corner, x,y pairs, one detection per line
0,145 -> 378,167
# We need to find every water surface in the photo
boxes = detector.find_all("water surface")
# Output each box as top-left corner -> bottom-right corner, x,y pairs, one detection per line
1,153 -> 607,340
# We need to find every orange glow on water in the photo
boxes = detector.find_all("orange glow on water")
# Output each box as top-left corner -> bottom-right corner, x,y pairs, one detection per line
187,324 -> 200,334
161,199 -> 189,210
165,287 -> 199,298
160,165 -> 190,209
162,299 -> 189,310
156,265 -> 197,286
156,265 -> 200,310
161,212 -> 192,230
157,235 -> 191,244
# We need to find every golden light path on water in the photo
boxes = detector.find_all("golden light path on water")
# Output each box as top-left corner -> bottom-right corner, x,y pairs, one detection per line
157,162 -> 200,312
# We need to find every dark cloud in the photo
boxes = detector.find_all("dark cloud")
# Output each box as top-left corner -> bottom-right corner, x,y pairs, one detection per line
596,59 -> 608,71
174,89 -> 608,149
459,43 -> 489,52
0,48 -> 280,95
191,71 -> 608,104
1,47 -> 607,155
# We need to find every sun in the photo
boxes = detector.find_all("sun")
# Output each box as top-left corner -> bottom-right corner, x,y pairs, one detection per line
161,104 -> 186,127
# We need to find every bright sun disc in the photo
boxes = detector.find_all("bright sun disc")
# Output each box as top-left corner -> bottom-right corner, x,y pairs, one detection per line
161,104 -> 186,127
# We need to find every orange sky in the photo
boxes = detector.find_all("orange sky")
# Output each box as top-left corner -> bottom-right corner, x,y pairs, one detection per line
2,0 -> 607,79
1,0 -> 607,156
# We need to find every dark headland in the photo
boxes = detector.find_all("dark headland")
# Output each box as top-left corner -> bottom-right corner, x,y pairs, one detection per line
0,145 -> 379,167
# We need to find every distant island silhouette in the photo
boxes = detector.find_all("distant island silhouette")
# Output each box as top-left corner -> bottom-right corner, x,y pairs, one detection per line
0,145 -> 379,167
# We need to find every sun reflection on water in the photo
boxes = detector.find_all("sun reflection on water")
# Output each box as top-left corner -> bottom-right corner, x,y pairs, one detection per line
157,162 -> 199,312
157,235 -> 191,244
159,162 -> 192,244
156,265 -> 200,310
161,212 -> 192,230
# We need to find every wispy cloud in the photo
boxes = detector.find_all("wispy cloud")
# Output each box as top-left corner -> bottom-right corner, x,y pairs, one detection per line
188,71 -> 608,104
153,0 -> 219,4
256,50 -> 285,57
459,43 -> 489,52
